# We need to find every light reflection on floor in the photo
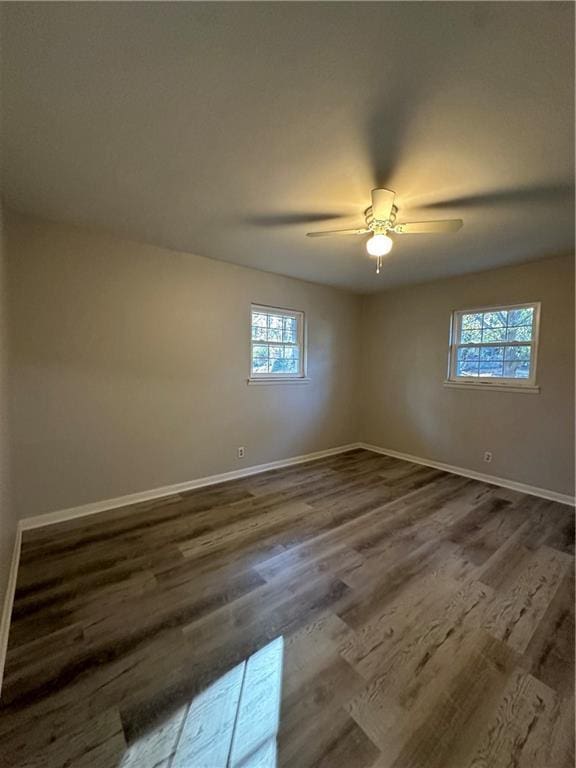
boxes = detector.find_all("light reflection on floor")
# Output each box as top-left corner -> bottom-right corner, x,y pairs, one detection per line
120,636 -> 284,768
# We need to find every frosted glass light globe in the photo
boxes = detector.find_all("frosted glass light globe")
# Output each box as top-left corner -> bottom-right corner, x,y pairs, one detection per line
366,233 -> 393,257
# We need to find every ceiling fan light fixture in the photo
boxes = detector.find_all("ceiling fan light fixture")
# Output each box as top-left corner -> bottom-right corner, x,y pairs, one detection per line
305,188 -> 462,277
366,233 -> 393,257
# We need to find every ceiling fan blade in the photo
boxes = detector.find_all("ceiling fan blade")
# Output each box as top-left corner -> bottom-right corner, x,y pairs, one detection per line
246,212 -> 346,227
366,84 -> 422,189
423,183 -> 573,210
371,189 -> 395,221
306,228 -> 370,238
394,219 -> 463,234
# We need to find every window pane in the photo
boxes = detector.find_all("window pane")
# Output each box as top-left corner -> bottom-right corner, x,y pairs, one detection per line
504,345 -> 531,361
503,361 -> 530,378
483,311 -> 508,328
461,329 -> 482,344
461,313 -> 482,329
506,326 -> 532,342
271,358 -> 299,374
508,307 -> 534,326
479,346 -> 504,362
267,328 -> 282,342
479,362 -> 504,377
482,327 -> 506,343
458,347 -> 480,362
252,312 -> 267,328
251,326 -> 268,341
457,359 -> 479,377
268,345 -> 283,358
252,359 -> 268,373
252,345 -> 268,360
269,315 -> 283,330
282,320 -> 297,343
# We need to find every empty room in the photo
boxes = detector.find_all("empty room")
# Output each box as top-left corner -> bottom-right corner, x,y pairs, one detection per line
0,2 -> 574,767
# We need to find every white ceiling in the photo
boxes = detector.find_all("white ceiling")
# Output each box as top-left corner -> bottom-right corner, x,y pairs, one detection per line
1,2 -> 574,293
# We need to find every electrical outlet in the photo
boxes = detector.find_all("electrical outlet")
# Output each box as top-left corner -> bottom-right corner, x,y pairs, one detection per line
483,451 -> 493,463
237,446 -> 245,459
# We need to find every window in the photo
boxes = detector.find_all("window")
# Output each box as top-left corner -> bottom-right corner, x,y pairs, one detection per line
250,305 -> 305,379
447,302 -> 540,389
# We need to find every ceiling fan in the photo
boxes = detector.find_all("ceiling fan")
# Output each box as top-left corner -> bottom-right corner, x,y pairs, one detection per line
306,188 -> 463,273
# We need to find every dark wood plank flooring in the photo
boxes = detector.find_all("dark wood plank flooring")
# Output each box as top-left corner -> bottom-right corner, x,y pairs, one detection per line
0,449 -> 574,767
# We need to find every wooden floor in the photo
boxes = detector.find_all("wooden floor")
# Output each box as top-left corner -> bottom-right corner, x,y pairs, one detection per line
1,449 -> 574,767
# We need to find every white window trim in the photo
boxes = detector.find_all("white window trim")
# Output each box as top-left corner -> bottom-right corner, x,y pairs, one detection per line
445,301 -> 541,392
248,303 -> 307,384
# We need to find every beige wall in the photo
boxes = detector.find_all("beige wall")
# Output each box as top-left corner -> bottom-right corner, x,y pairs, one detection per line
6,213 -> 362,517
361,255 -> 575,497
5,213 -> 574,521
0,205 -> 16,608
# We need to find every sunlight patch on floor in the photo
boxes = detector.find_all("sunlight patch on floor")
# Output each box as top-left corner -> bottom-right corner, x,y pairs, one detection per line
120,636 -> 284,768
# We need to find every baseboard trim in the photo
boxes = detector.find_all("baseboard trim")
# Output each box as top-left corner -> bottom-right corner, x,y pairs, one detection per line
0,527 -> 22,697
359,442 -> 575,506
19,443 -> 363,531
19,439 -> 574,532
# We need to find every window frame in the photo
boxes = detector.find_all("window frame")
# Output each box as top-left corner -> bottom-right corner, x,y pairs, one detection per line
249,303 -> 307,382
446,301 -> 541,390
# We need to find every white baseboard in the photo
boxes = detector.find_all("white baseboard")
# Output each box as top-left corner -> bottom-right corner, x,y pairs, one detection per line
20,443 -> 363,531
18,439 -> 574,533
359,442 -> 575,506
0,527 -> 22,697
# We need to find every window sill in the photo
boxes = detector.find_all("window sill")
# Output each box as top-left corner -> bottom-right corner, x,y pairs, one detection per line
443,380 -> 540,394
247,377 -> 311,386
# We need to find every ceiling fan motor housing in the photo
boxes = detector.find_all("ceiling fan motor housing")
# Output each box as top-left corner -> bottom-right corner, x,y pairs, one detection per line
364,204 -> 398,233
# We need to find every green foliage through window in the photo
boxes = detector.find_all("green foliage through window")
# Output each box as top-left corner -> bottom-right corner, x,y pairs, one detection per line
251,306 -> 304,377
451,304 -> 538,383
